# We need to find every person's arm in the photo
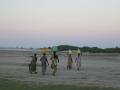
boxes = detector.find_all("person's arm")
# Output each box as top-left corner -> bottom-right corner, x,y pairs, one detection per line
40,57 -> 42,61
40,56 -> 43,63
35,57 -> 37,62
50,55 -> 53,60
57,56 -> 59,63
80,56 -> 81,60
75,58 -> 77,63
71,57 -> 73,63
46,57 -> 49,65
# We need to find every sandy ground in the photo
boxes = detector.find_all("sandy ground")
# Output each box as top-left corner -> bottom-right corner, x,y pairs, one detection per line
0,50 -> 120,88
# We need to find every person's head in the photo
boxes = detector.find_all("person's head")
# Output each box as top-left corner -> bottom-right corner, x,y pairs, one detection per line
69,54 -> 71,56
53,51 -> 56,55
34,53 -> 37,56
43,53 -> 46,56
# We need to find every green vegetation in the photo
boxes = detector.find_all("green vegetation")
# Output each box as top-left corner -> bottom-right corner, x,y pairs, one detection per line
57,45 -> 120,53
58,45 -> 80,51
0,79 -> 119,90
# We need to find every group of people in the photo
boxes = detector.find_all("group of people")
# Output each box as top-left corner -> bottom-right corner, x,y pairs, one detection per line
67,49 -> 81,71
29,49 -> 81,76
29,51 -> 59,76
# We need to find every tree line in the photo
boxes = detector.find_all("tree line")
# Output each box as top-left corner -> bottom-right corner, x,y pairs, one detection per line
57,45 -> 120,53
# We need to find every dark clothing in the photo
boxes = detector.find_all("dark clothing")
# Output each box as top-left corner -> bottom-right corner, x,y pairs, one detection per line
40,55 -> 48,75
50,55 -> 59,61
67,55 -> 73,70
40,56 -> 48,66
32,56 -> 37,71
50,54 -> 59,76
33,56 -> 37,63
29,56 -> 37,73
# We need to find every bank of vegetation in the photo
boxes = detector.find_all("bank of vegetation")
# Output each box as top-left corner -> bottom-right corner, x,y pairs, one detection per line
57,45 -> 120,53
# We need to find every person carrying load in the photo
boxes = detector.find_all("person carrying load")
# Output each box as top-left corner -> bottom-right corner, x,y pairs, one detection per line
75,49 -> 81,70
50,46 -> 59,76
67,50 -> 73,70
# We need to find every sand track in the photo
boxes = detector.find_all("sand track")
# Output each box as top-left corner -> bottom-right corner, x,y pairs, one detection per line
0,51 -> 120,88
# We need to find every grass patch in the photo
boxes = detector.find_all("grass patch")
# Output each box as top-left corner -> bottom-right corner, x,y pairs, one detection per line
0,78 -> 119,90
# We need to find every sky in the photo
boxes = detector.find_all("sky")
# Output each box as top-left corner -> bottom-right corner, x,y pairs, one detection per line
0,0 -> 120,48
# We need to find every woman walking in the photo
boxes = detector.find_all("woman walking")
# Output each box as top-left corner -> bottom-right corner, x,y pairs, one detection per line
29,54 -> 37,74
75,49 -> 81,70
50,51 -> 59,76
67,50 -> 73,70
40,53 -> 49,75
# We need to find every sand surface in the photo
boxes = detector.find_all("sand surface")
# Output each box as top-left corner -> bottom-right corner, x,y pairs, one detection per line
0,50 -> 120,88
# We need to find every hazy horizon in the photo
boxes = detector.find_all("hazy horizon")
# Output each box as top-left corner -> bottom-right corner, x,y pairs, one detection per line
0,0 -> 120,48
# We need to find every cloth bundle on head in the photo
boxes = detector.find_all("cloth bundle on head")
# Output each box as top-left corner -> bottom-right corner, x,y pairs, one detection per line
68,50 -> 72,55
32,48 -> 37,54
77,49 -> 81,54
52,46 -> 58,52
41,48 -> 49,54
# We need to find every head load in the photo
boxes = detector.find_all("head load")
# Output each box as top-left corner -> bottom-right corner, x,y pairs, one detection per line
52,46 -> 58,53
41,48 -> 49,54
77,48 -> 81,54
68,50 -> 72,55
32,48 -> 37,55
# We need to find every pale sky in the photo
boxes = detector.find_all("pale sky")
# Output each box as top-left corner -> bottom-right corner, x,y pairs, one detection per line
0,0 -> 120,48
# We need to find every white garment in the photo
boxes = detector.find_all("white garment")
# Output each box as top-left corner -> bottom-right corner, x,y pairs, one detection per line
75,56 -> 81,68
